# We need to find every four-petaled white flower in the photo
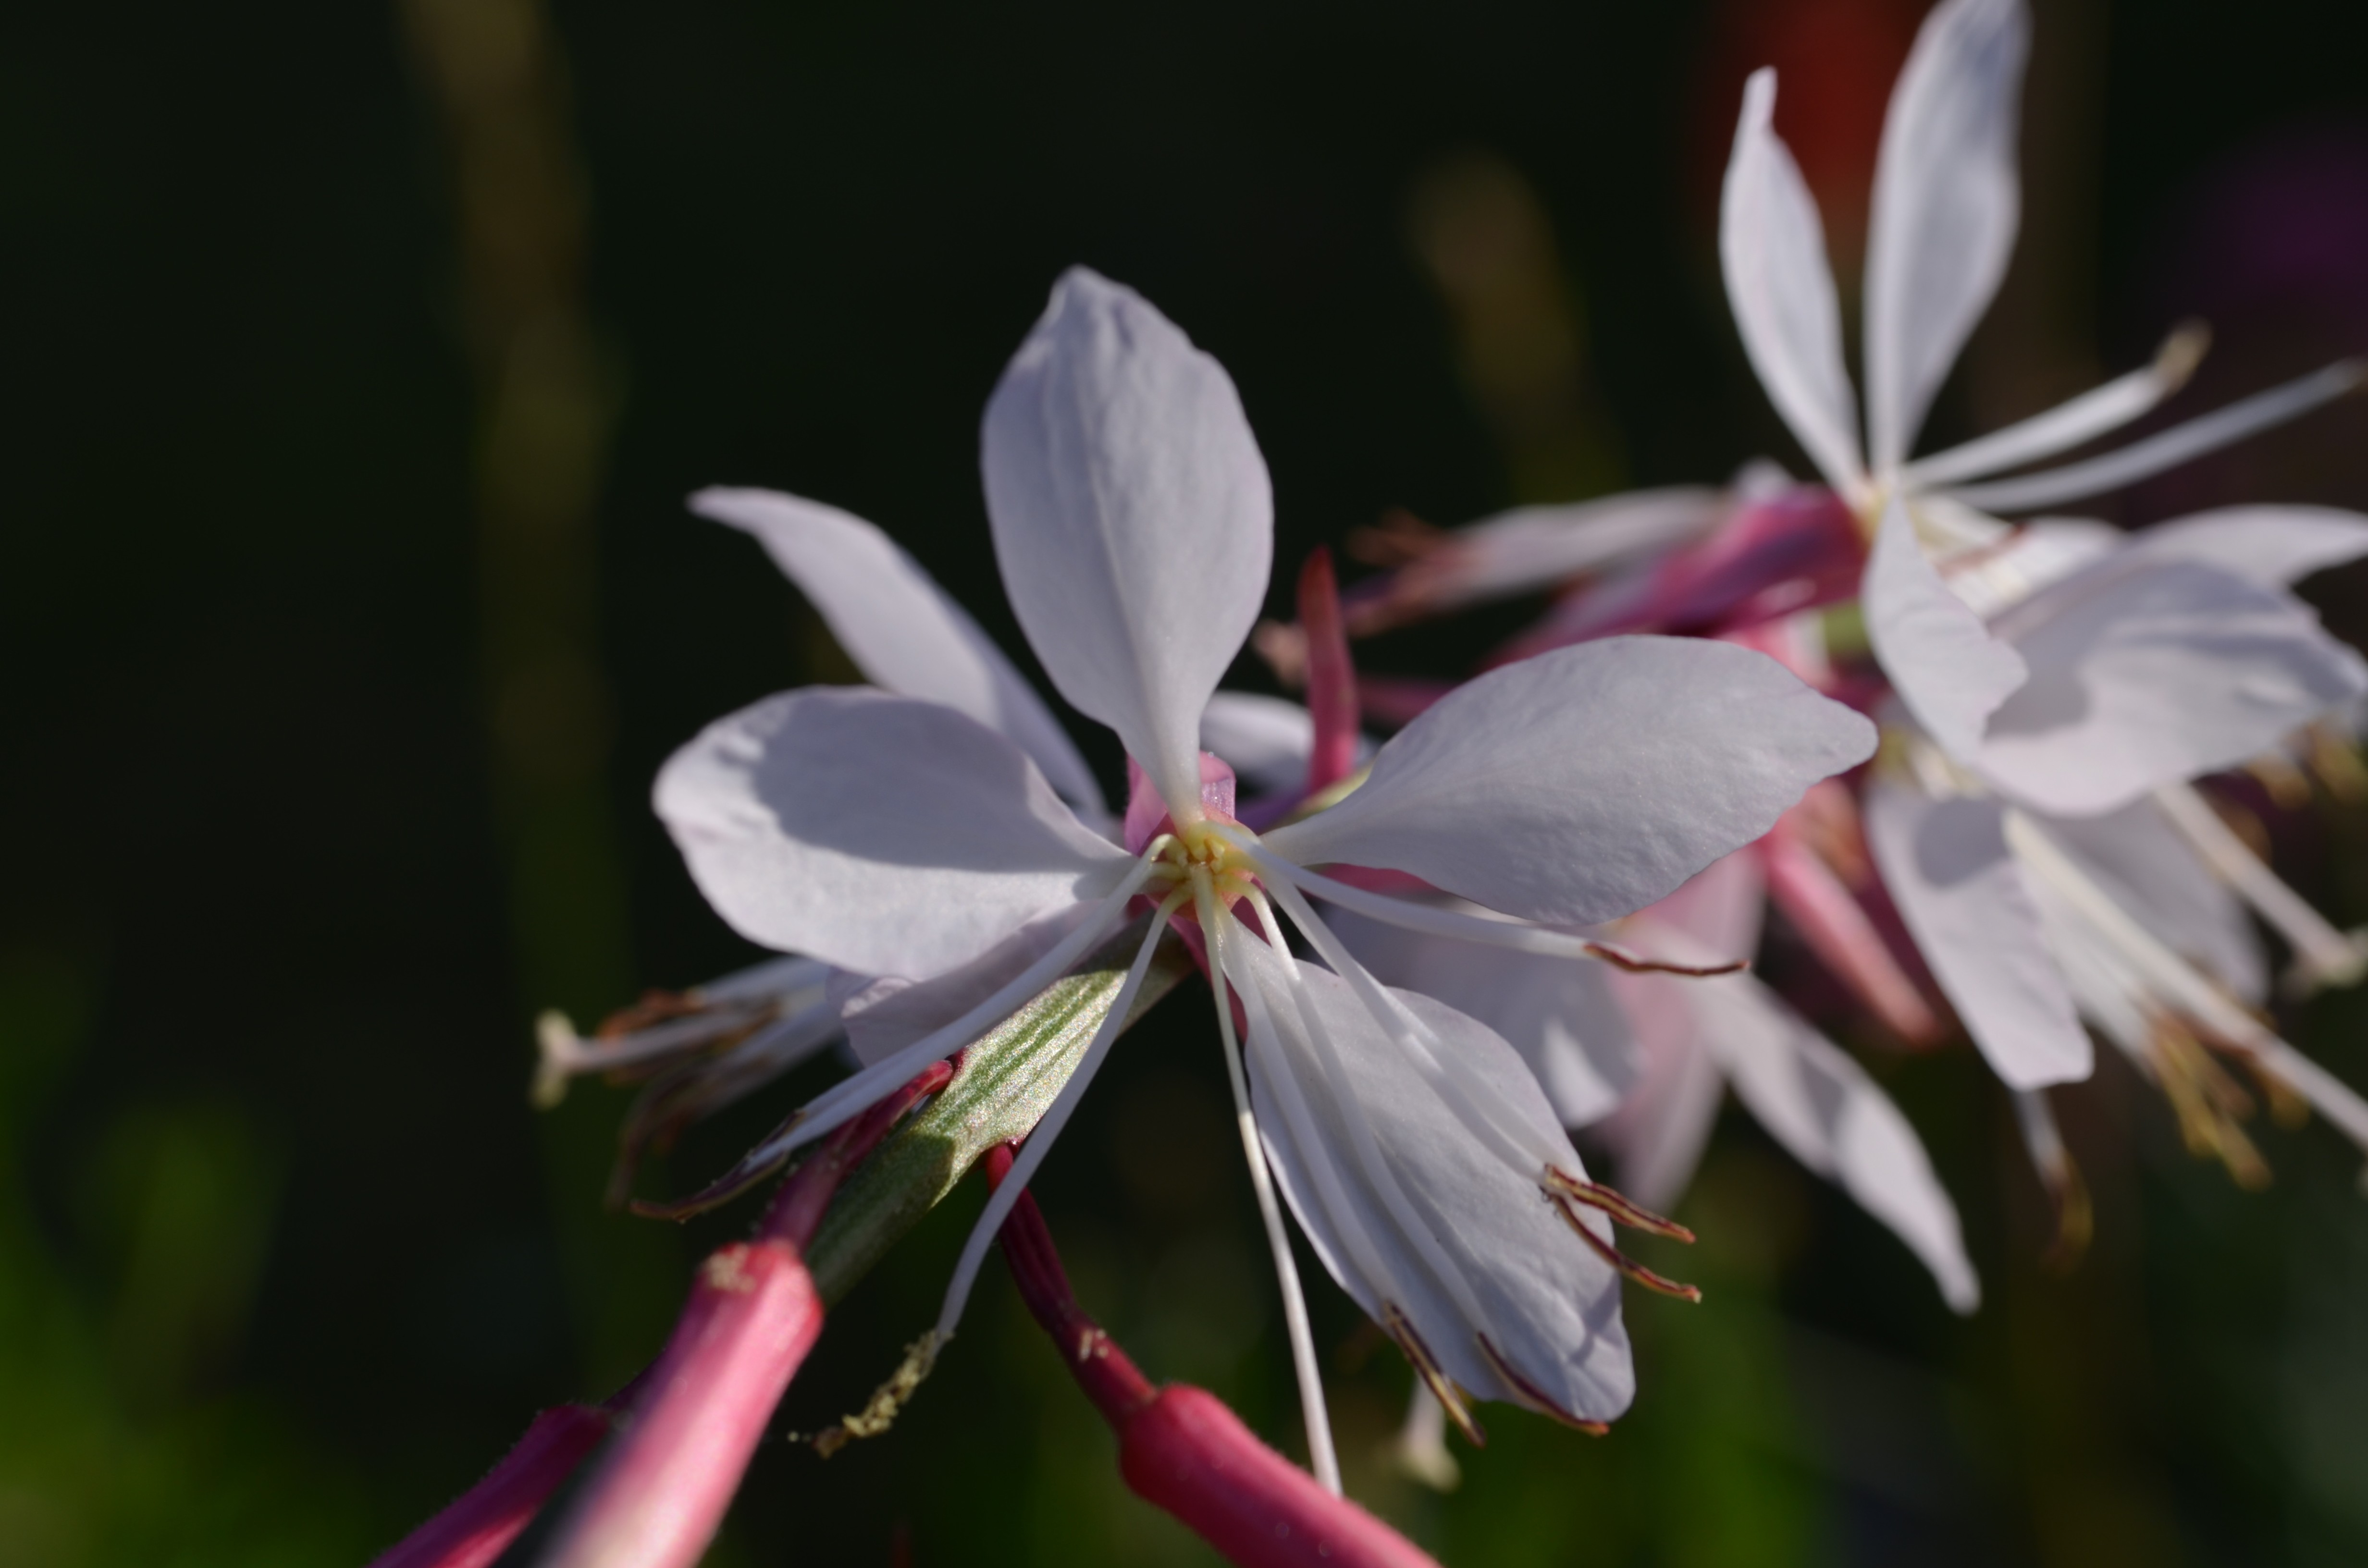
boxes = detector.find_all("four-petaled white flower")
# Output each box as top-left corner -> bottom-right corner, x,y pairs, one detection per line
651,268 -> 1876,1477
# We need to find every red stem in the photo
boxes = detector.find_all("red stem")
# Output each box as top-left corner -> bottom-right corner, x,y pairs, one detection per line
535,1058 -> 954,1568
368,1061 -> 955,1568
366,1405 -> 617,1568
1297,547 -> 1361,797
986,1146 -> 1439,1568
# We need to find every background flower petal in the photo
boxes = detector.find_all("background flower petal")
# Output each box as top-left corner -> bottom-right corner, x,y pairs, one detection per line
1720,68 -> 1866,496
1863,0 -> 2029,472
1978,559 -> 2368,816
1864,496 -> 2029,757
1865,779 -> 2091,1089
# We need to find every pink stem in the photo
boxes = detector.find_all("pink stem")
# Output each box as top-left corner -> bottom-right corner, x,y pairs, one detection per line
367,1405 -> 617,1568
987,1147 -> 1440,1568
1758,820 -> 1941,1044
1297,548 -> 1361,797
524,1059 -> 953,1568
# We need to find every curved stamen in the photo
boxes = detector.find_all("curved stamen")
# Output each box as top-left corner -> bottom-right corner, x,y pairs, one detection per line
1905,323 -> 2208,488
1945,360 -> 2363,514
1223,830 -> 1745,975
1382,1303 -> 1485,1447
2151,784 -> 2368,993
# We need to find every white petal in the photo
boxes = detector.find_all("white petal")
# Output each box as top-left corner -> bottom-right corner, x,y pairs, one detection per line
691,487 -> 1106,812
653,687 -> 1132,979
2036,797 -> 2266,1004
1199,691 -> 1318,798
1938,516 -> 2122,620
1691,974 -> 1980,1312
1864,777 -> 2090,1088
1977,559 -> 2368,816
1233,939 -> 1634,1421
2128,505 -> 2368,588
981,268 -> 1273,813
1864,496 -> 2028,758
1264,637 -> 1875,926
1720,69 -> 1866,497
1326,904 -> 1640,1127
1862,0 -> 2029,471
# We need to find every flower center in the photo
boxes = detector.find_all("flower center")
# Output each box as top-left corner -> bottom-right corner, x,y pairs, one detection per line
1147,820 -> 1259,904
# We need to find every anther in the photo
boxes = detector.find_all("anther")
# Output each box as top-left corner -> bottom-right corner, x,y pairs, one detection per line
1382,1303 -> 1485,1447
1473,1335 -> 1609,1436
1544,1169 -> 1695,1242
1550,1192 -> 1702,1302
806,1332 -> 945,1458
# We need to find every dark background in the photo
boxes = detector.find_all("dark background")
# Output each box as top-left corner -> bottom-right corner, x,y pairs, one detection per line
5,1 -> 2368,1563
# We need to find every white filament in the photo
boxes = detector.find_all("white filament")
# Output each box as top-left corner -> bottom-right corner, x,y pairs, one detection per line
1946,361 -> 2363,514
1196,875 -> 1343,1496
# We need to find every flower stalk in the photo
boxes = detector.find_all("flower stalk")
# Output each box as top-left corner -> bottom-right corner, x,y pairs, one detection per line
985,1146 -> 1443,1568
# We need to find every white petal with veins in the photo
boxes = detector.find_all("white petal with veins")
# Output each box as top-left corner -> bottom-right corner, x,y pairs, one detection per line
983,268 -> 1272,813
1232,935 -> 1635,1422
654,687 -> 1131,979
691,486 -> 1105,812
1264,637 -> 1875,927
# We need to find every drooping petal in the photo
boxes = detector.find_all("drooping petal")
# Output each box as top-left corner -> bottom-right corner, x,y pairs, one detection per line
2036,797 -> 2267,1004
1720,69 -> 1867,497
1231,937 -> 1634,1423
1863,776 -> 2090,1089
982,268 -> 1273,812
1977,559 -> 2368,816
1862,0 -> 2029,471
1263,637 -> 1875,927
2128,505 -> 2368,588
690,487 -> 1106,812
1863,497 -> 2028,758
1326,904 -> 1640,1127
654,687 -> 1133,979
1691,974 -> 1980,1312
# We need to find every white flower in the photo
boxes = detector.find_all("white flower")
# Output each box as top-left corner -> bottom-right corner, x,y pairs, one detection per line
651,268 -> 1877,1474
1721,0 -> 2368,1115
